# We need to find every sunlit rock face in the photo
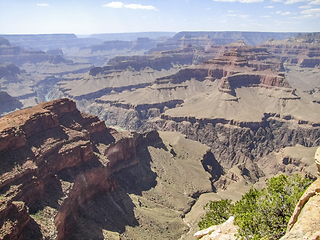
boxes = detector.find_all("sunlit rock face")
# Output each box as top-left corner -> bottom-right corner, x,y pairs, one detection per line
280,147 -> 320,240
0,98 -> 219,239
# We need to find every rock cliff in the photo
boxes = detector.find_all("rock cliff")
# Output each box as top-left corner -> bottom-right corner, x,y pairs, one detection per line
279,147 -> 320,240
260,32 -> 320,68
76,46 -> 320,191
0,98 -> 218,239
51,44 -> 217,101
0,91 -> 23,116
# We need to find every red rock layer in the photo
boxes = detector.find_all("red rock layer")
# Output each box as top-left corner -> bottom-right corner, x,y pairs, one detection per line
0,98 -> 163,239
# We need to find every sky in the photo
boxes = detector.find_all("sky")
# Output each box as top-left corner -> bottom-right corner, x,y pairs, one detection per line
0,0 -> 319,35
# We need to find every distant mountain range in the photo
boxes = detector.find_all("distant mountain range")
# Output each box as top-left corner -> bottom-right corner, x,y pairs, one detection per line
0,31 -> 302,52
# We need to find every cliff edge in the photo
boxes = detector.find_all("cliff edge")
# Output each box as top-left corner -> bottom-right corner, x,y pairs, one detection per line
0,98 -> 219,239
280,147 -> 320,240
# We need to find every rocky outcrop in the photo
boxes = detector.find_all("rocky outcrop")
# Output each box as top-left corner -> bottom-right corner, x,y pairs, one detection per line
280,177 -> 320,240
0,200 -> 42,240
90,44 -> 216,75
153,47 -> 289,95
280,147 -> 320,240
0,63 -> 22,79
260,33 -> 320,68
0,91 -> 23,116
218,72 -> 291,95
78,47 -> 320,179
0,98 -> 218,239
194,216 -> 238,239
0,98 -> 114,239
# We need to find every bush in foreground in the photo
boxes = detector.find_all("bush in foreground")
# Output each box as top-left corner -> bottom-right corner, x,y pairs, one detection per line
198,174 -> 313,239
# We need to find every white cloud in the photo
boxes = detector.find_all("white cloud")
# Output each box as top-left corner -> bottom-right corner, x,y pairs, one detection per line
309,0 -> 320,4
282,11 -> 291,14
103,2 -> 124,8
292,7 -> 320,18
103,2 -> 156,10
37,3 -> 49,6
276,11 -> 282,13
213,0 -> 263,3
205,7 -> 211,10
299,5 -> 312,8
271,0 -> 283,2
301,7 -> 320,16
264,5 -> 274,8
260,15 -> 271,17
124,4 -> 156,10
284,0 -> 309,4
227,13 -> 250,18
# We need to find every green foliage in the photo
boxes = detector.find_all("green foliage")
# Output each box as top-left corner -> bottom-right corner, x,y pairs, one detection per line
198,174 -> 313,239
198,199 -> 233,230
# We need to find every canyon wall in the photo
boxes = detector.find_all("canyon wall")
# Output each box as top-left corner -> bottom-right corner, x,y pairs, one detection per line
0,98 -> 218,239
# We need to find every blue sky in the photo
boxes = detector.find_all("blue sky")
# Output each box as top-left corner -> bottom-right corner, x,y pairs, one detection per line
0,0 -> 319,34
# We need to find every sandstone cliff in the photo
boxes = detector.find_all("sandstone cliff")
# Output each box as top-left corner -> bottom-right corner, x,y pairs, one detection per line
0,98 -> 218,239
279,147 -> 320,240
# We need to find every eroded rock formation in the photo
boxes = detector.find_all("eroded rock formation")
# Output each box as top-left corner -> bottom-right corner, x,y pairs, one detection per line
260,33 -> 320,68
0,91 -> 23,116
0,98 -> 218,239
71,46 -> 320,194
279,147 -> 320,240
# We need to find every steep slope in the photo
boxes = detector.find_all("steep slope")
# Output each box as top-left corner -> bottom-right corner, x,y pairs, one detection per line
0,91 -> 23,116
260,32 -> 320,68
0,38 -> 92,110
77,46 -> 320,190
280,148 -> 320,240
0,98 -> 219,239
49,44 -> 218,101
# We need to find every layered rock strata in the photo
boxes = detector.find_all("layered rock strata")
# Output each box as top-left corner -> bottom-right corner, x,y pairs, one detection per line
52,44 -> 217,101
260,32 -> 320,68
77,46 -> 320,190
0,98 -> 218,239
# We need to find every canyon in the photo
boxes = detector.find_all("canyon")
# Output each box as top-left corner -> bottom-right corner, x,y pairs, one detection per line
1,31 -> 320,239
0,98 -> 220,239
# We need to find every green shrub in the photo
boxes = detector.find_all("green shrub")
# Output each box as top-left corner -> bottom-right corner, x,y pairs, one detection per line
198,198 -> 233,230
198,174 -> 313,239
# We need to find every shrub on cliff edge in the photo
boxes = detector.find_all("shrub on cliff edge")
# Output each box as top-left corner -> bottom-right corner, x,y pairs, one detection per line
198,174 -> 313,239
